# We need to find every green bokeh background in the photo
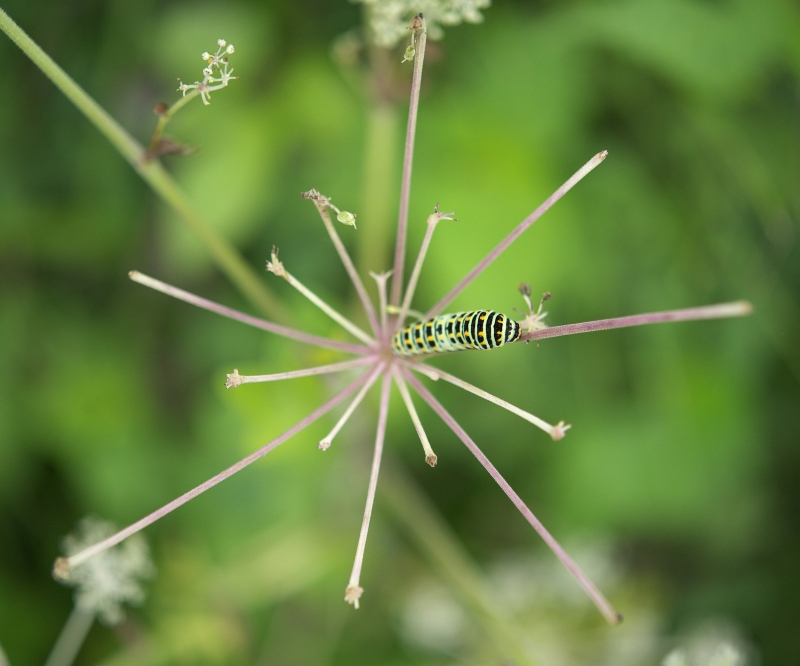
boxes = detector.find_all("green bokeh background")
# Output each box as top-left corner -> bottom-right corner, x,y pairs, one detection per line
1,0 -> 798,664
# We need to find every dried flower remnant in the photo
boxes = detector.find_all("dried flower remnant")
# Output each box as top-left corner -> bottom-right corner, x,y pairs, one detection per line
54,15 -> 752,625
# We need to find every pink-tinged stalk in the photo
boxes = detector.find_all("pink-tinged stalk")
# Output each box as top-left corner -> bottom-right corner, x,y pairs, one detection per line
392,366 -> 437,466
403,369 -> 622,626
396,209 -> 454,328
519,301 -> 753,343
390,15 -> 427,307
129,271 -> 370,355
403,360 -> 569,441
319,362 -> 386,450
226,357 -> 377,388
266,254 -> 375,346
54,370 -> 374,580
313,200 -> 381,336
345,372 -> 393,609
425,151 -> 608,319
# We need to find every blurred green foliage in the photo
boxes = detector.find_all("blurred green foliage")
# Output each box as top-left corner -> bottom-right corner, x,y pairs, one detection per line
0,0 -> 798,664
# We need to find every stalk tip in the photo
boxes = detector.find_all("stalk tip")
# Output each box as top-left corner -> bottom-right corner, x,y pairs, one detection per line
345,585 -> 364,609
550,421 -> 571,441
266,247 -> 287,279
425,454 -> 438,467
53,557 -> 70,581
598,150 -> 609,161
318,438 -> 331,451
225,369 -> 242,389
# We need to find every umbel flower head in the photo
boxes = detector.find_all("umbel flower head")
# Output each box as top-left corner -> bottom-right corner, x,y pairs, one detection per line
58,516 -> 153,626
54,16 -> 750,624
177,38 -> 237,106
356,0 -> 491,46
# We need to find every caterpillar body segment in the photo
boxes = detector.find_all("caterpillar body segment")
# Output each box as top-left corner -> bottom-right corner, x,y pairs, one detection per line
392,310 -> 521,356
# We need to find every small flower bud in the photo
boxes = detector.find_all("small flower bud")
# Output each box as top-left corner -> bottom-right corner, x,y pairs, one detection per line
203,67 -> 213,77
201,52 -> 210,61
402,45 -> 416,63
337,211 -> 357,228
226,44 -> 235,54
217,39 -> 227,48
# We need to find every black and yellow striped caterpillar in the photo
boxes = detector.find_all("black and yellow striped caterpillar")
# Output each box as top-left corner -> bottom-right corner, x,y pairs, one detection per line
392,310 -> 521,357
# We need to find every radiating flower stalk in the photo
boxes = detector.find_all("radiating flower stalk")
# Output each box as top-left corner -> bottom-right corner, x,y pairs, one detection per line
50,14 -> 751,625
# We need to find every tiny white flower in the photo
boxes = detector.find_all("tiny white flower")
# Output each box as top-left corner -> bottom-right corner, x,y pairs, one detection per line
201,51 -> 210,60
226,44 -> 235,54
217,38 -> 226,48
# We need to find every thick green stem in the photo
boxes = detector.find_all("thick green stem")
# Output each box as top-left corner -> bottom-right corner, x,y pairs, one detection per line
0,8 -> 283,321
358,101 -> 400,278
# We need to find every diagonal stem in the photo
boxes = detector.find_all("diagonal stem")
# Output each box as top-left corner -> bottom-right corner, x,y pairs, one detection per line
396,210 -> 453,328
0,9 -> 283,320
267,253 -> 375,346
519,301 -> 753,342
226,357 -> 377,388
345,372 -> 392,609
403,369 -> 621,626
43,606 -> 94,666
319,362 -> 386,451
392,366 -> 437,466
390,15 -> 427,307
425,151 -> 608,319
311,200 -> 381,337
54,370 -> 374,579
129,271 -> 370,355
404,361 -> 569,441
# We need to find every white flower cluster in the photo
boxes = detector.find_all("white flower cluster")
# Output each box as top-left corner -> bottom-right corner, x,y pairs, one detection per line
355,0 -> 491,47
662,643 -> 745,666
178,38 -> 237,105
61,517 -> 154,626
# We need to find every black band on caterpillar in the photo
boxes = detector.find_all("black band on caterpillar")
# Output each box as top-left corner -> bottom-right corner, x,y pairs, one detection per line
391,310 -> 520,356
